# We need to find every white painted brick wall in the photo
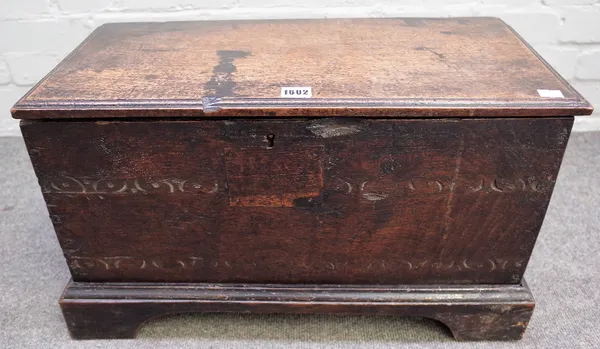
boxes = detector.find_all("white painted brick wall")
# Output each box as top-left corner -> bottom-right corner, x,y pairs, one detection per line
1,0 -> 599,136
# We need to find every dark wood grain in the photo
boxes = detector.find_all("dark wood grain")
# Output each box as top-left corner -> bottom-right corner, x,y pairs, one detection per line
15,18 -> 586,341
11,18 -> 592,119
60,280 -> 535,340
21,117 -> 571,284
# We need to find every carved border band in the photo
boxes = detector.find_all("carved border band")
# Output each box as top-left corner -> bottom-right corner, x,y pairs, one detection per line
42,176 -> 219,195
69,256 -> 524,273
43,175 -> 552,197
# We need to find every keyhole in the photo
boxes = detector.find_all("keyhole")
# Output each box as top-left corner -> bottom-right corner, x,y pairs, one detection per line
266,134 -> 275,148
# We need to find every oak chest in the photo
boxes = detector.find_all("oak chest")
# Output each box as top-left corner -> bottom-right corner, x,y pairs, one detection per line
12,18 -> 593,340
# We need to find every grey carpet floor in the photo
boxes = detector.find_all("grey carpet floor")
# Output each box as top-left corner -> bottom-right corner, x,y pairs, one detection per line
0,133 -> 599,349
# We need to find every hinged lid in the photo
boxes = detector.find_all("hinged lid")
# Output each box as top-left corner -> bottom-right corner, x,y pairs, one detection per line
11,18 -> 593,119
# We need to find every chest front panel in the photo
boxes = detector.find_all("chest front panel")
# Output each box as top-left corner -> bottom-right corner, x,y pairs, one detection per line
21,117 -> 571,284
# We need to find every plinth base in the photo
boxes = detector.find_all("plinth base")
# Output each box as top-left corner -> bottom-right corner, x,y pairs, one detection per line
60,280 -> 534,341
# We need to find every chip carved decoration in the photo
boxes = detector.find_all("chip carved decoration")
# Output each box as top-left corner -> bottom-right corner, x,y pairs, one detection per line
68,256 -> 525,273
42,176 -> 219,195
42,175 -> 552,197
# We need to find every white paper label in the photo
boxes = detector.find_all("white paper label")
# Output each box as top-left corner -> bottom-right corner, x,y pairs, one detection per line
281,87 -> 312,98
537,89 -> 564,98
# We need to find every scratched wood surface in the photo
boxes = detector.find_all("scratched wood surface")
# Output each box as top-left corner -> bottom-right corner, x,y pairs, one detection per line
60,281 -> 535,340
11,18 -> 592,119
21,117 -> 572,284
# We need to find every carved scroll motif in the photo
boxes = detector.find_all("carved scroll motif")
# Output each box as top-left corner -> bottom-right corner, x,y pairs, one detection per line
42,176 -> 219,195
44,175 -> 552,201
331,175 -> 552,202
69,256 -> 524,273
69,256 -> 207,270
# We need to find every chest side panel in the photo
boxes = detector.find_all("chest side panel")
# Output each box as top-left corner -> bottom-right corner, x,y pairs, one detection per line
21,117 -> 571,284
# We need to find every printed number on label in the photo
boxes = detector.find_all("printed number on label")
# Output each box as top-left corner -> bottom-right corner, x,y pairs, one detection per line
281,87 -> 312,98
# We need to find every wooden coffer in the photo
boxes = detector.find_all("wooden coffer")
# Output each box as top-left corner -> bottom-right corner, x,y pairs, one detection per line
12,18 -> 593,340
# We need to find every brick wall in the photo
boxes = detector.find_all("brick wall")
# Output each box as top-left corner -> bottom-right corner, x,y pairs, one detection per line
1,0 -> 599,136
